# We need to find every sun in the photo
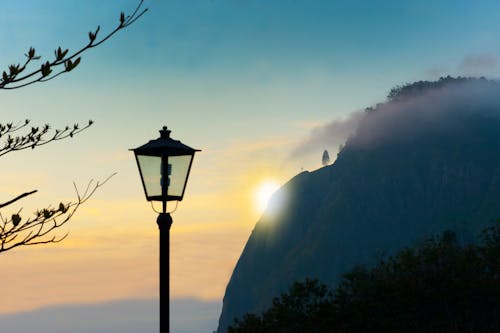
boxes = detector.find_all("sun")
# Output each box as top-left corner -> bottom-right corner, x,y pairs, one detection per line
254,180 -> 281,214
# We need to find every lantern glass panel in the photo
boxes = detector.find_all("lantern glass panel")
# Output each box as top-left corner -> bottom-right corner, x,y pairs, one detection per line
167,155 -> 193,197
137,155 -> 162,198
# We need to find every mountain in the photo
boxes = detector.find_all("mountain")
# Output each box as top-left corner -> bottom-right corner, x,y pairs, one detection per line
217,78 -> 500,333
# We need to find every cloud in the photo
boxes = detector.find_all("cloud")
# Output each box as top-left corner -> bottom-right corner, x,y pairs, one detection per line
459,54 -> 497,72
293,78 -> 500,156
290,111 -> 365,159
425,66 -> 447,79
0,298 -> 220,333
349,78 -> 500,148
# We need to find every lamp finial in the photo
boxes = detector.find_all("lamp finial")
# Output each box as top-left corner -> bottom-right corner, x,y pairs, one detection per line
160,126 -> 171,139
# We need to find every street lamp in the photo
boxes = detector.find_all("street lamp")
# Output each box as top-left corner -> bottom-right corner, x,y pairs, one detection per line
131,126 -> 200,333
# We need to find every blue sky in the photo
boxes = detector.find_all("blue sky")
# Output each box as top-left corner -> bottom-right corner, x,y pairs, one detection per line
4,0 -> 500,142
2,1 -> 500,332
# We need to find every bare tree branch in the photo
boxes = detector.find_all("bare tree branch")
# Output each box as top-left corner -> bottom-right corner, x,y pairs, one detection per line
0,190 -> 37,209
0,0 -> 147,90
0,1 -> 146,254
0,120 -> 94,157
0,173 -> 116,253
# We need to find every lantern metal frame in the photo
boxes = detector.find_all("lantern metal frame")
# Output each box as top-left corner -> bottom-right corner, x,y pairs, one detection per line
131,126 -> 200,208
131,125 -> 200,333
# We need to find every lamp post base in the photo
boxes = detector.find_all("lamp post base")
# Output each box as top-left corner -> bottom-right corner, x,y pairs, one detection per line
157,212 -> 173,333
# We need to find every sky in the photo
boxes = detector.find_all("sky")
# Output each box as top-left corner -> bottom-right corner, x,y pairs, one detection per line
2,1 -> 500,332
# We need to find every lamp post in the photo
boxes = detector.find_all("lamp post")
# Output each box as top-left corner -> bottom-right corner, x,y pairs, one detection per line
131,126 -> 200,333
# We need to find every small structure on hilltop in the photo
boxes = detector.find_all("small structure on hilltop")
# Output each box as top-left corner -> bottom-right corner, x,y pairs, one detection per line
322,149 -> 330,166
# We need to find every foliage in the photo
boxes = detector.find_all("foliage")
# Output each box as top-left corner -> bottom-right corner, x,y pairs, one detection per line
228,279 -> 333,333
0,1 -> 147,253
228,221 -> 500,333
386,76 -> 485,101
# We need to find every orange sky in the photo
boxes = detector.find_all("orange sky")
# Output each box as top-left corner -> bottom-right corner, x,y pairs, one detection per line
1,130 -> 305,314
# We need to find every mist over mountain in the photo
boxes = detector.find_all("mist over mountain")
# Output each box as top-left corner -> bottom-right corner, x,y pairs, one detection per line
217,77 -> 500,333
293,76 -> 500,159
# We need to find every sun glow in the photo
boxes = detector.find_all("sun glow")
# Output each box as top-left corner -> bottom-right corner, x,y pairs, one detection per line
254,180 -> 281,214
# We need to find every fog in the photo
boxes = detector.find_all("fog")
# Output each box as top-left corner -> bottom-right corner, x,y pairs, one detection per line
294,78 -> 500,158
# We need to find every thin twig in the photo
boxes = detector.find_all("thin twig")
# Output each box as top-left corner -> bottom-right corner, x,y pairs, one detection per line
0,1 -> 147,90
0,190 -> 37,209
0,173 -> 116,253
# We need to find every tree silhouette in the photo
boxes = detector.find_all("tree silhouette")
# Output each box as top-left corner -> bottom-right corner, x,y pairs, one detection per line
228,278 -> 333,333
386,76 -> 480,101
0,1 -> 147,253
322,149 -> 330,166
229,221 -> 500,332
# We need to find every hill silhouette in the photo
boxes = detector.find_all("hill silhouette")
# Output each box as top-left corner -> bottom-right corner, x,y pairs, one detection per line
227,224 -> 500,332
217,77 -> 500,333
